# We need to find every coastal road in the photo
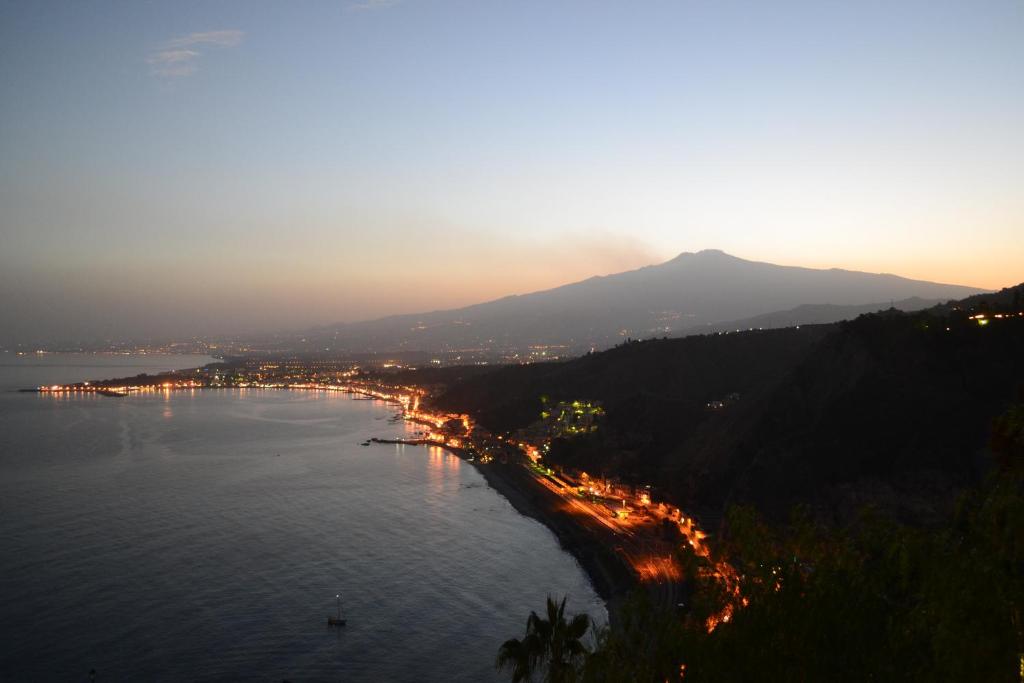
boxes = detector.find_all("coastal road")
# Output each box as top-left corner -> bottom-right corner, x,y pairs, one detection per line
523,467 -> 687,606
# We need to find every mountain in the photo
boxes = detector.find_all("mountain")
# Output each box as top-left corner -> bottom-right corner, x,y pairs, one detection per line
307,250 -> 984,354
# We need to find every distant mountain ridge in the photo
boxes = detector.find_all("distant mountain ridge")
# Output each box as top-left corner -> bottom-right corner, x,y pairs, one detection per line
695,297 -> 946,334
308,250 -> 985,353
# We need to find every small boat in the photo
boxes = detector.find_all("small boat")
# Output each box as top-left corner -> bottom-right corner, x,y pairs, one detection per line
328,594 -> 346,627
98,389 -> 127,397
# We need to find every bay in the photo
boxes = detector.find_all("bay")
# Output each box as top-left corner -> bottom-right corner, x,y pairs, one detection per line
0,354 -> 605,681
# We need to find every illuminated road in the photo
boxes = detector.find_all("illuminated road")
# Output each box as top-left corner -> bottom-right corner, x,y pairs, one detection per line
527,469 -> 632,536
521,466 -> 694,599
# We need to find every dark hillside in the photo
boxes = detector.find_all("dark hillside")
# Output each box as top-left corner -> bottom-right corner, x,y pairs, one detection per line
936,281 -> 1023,311
424,285 -> 1024,527
673,309 -> 1024,524
429,327 -> 831,482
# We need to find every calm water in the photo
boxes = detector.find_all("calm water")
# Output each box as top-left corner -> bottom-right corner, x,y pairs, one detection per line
0,354 -> 604,681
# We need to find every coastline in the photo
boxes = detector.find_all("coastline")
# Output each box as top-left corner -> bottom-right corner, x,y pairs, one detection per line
31,378 -> 638,622
369,439 -> 636,608
472,461 -> 636,607
409,442 -> 638,624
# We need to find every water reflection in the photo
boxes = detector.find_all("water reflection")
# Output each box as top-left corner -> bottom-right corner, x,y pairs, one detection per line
0,379 -> 607,681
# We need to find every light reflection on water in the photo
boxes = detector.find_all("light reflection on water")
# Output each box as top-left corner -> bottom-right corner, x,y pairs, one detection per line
0,357 -> 605,682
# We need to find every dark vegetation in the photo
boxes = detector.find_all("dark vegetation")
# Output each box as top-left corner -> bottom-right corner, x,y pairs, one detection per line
484,284 -> 1024,681
430,326 -> 830,486
497,597 -> 590,682
425,285 -> 1024,527
499,400 -> 1024,682
675,305 -> 1024,525
940,282 -> 1023,312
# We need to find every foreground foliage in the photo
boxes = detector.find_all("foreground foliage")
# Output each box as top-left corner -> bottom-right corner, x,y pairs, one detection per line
496,596 -> 591,683
501,404 -> 1024,682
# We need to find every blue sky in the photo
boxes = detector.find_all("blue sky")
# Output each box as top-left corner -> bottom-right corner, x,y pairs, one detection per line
1,0 -> 1022,343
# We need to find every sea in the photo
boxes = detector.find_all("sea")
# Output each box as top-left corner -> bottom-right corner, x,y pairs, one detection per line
0,353 -> 605,681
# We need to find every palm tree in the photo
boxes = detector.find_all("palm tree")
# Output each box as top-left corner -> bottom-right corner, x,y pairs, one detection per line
497,596 -> 591,682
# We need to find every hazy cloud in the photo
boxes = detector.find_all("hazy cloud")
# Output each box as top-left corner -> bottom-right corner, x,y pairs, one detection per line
167,30 -> 244,48
348,0 -> 400,11
148,30 -> 243,78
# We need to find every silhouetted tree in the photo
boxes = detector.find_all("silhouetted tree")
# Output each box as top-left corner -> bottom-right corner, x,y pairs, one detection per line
496,596 -> 590,682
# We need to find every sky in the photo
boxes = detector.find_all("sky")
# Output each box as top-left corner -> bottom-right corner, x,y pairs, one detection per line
1,0 -> 1022,345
